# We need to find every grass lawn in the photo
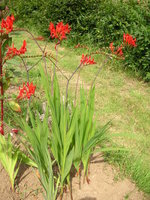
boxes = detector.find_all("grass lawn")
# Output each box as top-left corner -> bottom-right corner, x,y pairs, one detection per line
4,31 -> 150,196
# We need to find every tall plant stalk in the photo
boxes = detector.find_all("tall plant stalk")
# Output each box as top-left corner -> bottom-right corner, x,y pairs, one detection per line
0,39 -> 4,135
51,42 -> 59,95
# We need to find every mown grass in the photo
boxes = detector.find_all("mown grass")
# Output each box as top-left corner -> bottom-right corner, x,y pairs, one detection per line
4,31 -> 150,196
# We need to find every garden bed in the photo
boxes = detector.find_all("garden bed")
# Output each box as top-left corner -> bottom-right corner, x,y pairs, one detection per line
0,154 -> 145,200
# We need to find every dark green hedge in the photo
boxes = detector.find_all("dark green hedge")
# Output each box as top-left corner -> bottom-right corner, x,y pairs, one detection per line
9,0 -> 150,81
94,1 -> 150,81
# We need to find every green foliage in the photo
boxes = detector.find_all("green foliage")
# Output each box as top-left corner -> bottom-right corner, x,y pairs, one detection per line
86,1 -> 150,80
41,68 -> 76,192
20,111 -> 58,200
94,1 -> 150,81
0,134 -> 20,190
9,0 -> 99,36
73,87 -> 96,175
73,87 -> 110,178
2,37 -> 12,57
9,0 -> 150,80
40,68 -> 110,193
0,0 -> 7,11
0,132 -> 37,191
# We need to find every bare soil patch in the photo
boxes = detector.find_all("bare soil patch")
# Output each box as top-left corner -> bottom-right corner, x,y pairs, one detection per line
0,154 -> 146,200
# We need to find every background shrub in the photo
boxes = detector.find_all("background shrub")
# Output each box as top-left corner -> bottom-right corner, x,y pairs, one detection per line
8,0 -> 150,80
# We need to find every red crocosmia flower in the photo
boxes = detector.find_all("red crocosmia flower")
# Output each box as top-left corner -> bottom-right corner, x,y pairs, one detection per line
80,54 -> 96,65
6,40 -> 27,59
123,33 -> 137,47
115,45 -> 123,57
17,82 -> 36,100
1,15 -> 15,34
0,29 -> 4,33
109,42 -> 115,53
17,84 -> 26,100
49,21 -> 71,41
110,43 -> 124,58
19,40 -> 27,54
26,82 -> 36,99
49,22 -> 56,38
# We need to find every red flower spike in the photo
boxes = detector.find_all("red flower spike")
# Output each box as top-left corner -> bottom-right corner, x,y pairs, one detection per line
109,43 -> 124,58
6,40 -> 27,60
26,82 -> 36,99
80,54 -> 96,65
1,14 -> 15,34
115,45 -> 123,57
123,33 -> 137,47
17,82 -> 36,100
0,29 -> 4,33
49,21 -> 71,41
109,42 -> 115,53
19,40 -> 27,54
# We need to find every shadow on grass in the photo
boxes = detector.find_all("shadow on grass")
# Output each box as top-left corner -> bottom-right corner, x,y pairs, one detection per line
90,153 -> 105,164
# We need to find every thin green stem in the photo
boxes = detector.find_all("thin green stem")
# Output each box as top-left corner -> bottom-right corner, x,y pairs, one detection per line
0,39 -> 4,135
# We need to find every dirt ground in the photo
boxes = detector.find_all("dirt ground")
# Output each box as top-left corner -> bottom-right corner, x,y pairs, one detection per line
0,153 -> 148,200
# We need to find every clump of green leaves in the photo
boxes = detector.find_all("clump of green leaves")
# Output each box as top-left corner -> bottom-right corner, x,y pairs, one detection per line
40,68 -> 110,198
41,69 -> 76,195
0,134 -> 20,190
20,111 -> 58,200
73,87 -> 110,179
